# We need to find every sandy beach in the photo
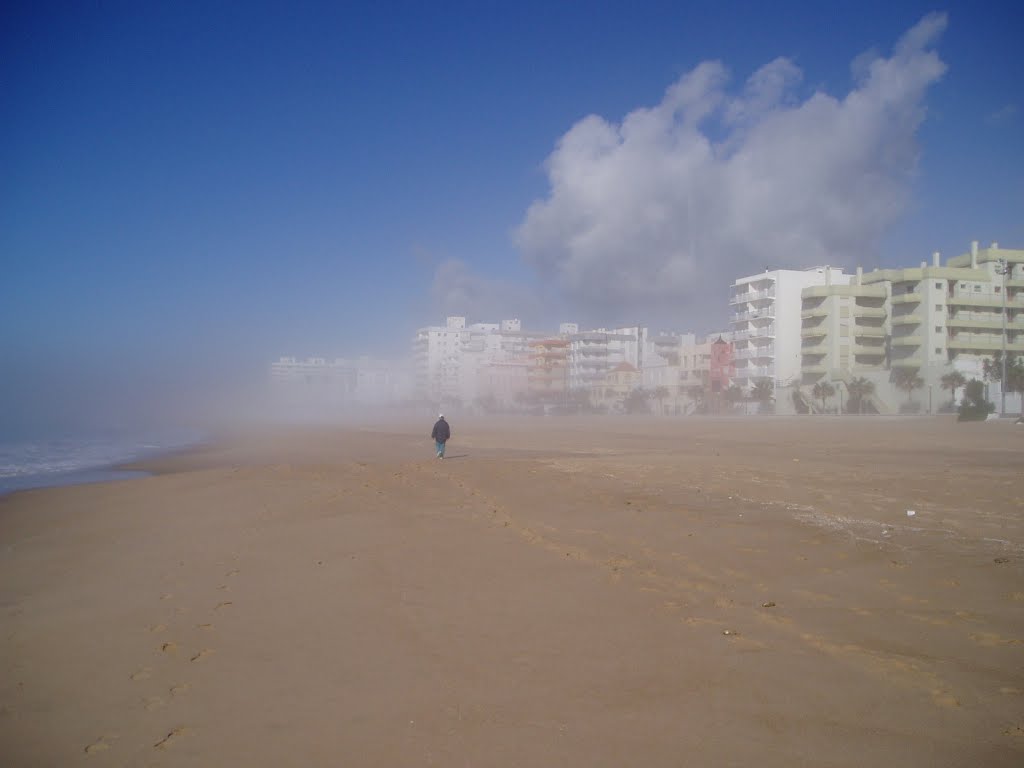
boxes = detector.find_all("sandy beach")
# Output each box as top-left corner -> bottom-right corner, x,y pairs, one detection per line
1,416 -> 1022,766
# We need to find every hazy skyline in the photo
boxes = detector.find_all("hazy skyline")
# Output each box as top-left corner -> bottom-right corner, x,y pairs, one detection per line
2,1 -> 1022,434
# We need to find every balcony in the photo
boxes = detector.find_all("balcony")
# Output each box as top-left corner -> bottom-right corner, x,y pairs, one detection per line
945,316 -> 1005,331
735,346 -> 774,360
801,364 -> 827,374
801,345 -> 828,356
891,293 -> 922,305
853,305 -> 887,318
853,345 -> 886,357
890,314 -> 922,326
890,335 -> 922,347
947,338 -> 1024,352
730,287 -> 776,305
803,284 -> 886,299
732,308 -> 775,322
853,326 -> 886,337
801,306 -> 828,319
801,326 -> 827,338
947,294 -> 1023,308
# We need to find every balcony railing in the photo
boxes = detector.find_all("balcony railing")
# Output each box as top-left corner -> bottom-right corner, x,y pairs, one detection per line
890,335 -> 922,347
890,314 -> 921,326
731,308 -> 776,322
891,293 -> 922,305
730,287 -> 776,304
735,346 -> 774,359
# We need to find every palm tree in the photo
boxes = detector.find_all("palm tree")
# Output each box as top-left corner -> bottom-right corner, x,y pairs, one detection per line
940,371 -> 967,408
723,384 -> 744,411
811,381 -> 836,412
750,379 -> 774,412
846,377 -> 875,414
892,367 -> 924,403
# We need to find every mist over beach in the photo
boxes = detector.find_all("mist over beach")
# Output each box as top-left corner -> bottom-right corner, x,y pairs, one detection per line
2,2 -> 1023,766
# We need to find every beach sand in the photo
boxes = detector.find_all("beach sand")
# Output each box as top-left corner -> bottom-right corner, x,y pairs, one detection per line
1,416 -> 1022,766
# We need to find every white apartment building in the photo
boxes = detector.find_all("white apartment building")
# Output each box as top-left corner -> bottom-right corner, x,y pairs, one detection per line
730,267 -> 849,389
412,316 -> 551,405
566,326 -> 647,391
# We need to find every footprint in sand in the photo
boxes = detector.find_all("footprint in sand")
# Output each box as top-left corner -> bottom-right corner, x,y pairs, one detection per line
147,623 -> 167,633
84,735 -> 117,754
225,569 -> 240,577
214,601 -> 233,611
160,642 -> 179,655
196,623 -> 213,630
130,667 -> 153,681
143,696 -> 165,711
170,683 -> 191,697
154,727 -> 187,749
190,649 -> 215,663
160,593 -> 173,601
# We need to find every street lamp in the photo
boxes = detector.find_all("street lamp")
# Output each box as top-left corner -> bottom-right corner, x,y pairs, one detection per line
996,259 -> 1009,416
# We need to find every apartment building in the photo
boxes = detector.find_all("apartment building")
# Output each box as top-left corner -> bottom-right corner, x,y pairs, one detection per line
413,316 -> 559,405
799,268 -> 889,386
943,241 -> 1024,381
566,327 -> 647,391
730,267 -> 849,389
527,338 -> 570,400
799,241 -> 1024,412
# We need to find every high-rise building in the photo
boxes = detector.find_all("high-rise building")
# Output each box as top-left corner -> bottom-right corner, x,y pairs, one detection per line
730,267 -> 850,389
799,242 -> 1024,413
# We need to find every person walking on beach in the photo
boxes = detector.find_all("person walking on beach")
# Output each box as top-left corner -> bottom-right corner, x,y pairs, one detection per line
431,414 -> 451,459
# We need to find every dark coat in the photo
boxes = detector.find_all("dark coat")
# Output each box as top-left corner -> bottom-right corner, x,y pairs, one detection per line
431,418 -> 451,443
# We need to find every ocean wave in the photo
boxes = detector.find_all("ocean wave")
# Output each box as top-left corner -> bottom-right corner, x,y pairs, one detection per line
0,431 -> 202,485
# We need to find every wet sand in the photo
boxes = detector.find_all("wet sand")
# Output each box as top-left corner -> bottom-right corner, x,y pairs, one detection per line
1,416 -> 1022,766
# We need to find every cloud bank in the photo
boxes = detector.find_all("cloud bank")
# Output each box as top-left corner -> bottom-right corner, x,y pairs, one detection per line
516,13 -> 948,328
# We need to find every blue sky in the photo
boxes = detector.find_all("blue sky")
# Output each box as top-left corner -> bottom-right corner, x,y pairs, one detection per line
1,1 -> 1021,432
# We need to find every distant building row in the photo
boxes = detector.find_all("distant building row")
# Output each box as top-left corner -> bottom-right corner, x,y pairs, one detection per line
271,239 -> 1022,415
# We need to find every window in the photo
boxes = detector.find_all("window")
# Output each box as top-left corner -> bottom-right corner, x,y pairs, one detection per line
974,285 -> 981,292
935,282 -> 942,289
935,305 -> 943,311
995,286 -> 1002,293
935,348 -> 942,354
935,327 -> 942,333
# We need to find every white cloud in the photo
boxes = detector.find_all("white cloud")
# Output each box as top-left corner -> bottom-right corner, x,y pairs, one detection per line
516,13 -> 948,328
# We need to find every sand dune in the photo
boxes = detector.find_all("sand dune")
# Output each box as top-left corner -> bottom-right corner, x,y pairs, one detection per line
1,416 -> 1022,766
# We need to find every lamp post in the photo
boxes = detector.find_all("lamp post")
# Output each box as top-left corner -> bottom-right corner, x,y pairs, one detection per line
996,259 -> 1009,416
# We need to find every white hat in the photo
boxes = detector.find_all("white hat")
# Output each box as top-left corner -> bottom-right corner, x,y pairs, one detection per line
438,413 -> 444,418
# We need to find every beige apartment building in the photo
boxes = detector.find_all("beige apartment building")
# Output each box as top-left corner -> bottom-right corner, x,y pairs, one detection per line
799,242 -> 1024,413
